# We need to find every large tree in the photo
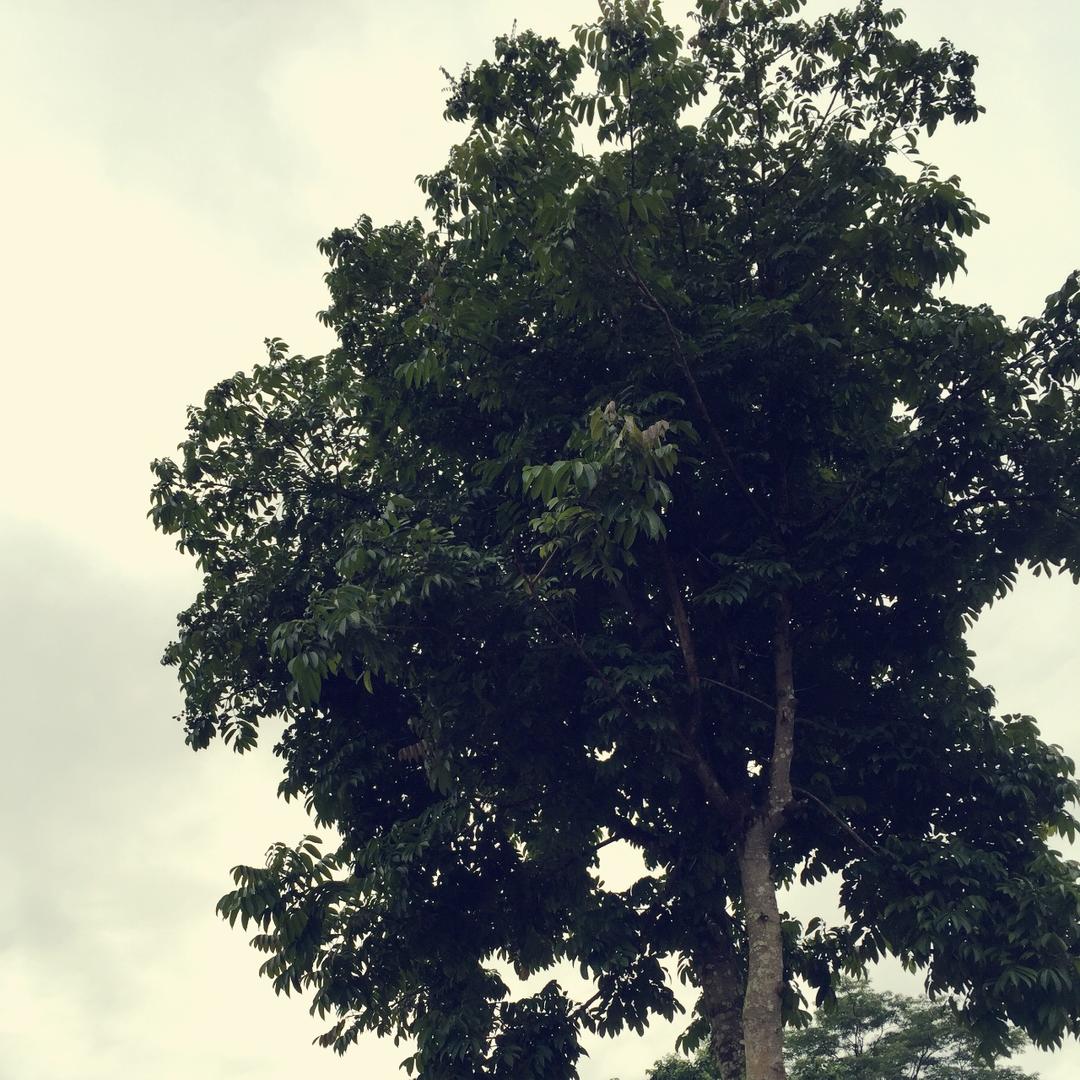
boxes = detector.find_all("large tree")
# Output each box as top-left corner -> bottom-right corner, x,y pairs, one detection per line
151,2 -> 1080,1079
645,980 -> 1036,1080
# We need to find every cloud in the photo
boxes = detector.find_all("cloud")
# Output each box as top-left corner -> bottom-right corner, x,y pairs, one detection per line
0,524 -> 384,1077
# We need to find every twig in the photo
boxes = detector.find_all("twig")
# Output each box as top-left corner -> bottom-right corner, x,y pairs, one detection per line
792,785 -> 882,858
700,676 -> 774,714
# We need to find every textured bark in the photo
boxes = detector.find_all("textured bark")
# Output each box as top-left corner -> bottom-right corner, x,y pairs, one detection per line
698,930 -> 746,1080
738,820 -> 786,1080
765,594 -> 796,825
738,594 -> 797,1080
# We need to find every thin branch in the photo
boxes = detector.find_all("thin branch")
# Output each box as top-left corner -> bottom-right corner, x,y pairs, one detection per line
792,785 -> 882,858
573,990 -> 604,1022
700,676 -> 774,714
527,543 -> 563,590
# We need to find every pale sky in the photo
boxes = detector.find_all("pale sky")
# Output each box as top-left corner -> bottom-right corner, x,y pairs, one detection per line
1,2 -> 1077,1078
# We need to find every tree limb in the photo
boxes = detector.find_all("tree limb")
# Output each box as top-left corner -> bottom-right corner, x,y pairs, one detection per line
792,785 -> 882,859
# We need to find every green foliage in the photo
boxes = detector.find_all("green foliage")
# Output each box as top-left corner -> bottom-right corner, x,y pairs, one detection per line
787,981 -> 1034,1080
644,981 -> 1038,1080
646,1050 -> 720,1080
151,1 -> 1080,1076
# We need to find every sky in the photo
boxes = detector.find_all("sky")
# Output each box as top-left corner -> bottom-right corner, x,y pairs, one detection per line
1,1 -> 1077,1077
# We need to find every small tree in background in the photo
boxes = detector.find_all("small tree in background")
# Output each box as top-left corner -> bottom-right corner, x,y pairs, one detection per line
152,1 -> 1080,1078
644,981 -> 1036,1080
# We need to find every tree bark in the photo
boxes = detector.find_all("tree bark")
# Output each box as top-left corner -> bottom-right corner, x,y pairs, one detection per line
738,820 -> 786,1080
738,593 -> 797,1080
698,926 -> 746,1080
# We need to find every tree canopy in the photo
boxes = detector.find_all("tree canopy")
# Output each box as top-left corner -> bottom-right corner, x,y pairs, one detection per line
644,980 -> 1036,1080
151,2 -> 1080,1078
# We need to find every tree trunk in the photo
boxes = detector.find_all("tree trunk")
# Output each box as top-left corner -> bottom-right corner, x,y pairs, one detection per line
698,925 -> 746,1080
738,820 -> 786,1080
738,593 -> 797,1080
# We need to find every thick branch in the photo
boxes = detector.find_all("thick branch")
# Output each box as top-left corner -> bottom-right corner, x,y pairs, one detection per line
680,738 -> 739,821
660,544 -> 704,735
765,591 -> 796,830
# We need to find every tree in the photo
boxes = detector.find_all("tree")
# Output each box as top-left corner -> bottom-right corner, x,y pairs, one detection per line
645,981 -> 1037,1080
786,982 -> 1033,1080
150,2 -> 1080,1079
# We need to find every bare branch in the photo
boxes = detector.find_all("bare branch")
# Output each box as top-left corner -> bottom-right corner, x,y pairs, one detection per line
793,785 -> 882,859
701,676 -> 774,715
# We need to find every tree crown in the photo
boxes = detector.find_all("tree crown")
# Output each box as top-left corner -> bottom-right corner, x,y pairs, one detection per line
151,1 -> 1080,1076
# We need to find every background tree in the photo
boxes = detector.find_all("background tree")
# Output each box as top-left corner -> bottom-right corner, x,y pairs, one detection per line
644,981 -> 1036,1080
151,2 -> 1080,1079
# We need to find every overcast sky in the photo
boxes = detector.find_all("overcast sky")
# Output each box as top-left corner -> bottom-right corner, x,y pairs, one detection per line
2,2 -> 1078,1078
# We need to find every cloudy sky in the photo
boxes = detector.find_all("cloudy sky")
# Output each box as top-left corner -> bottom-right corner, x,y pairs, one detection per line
2,1 -> 1077,1077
